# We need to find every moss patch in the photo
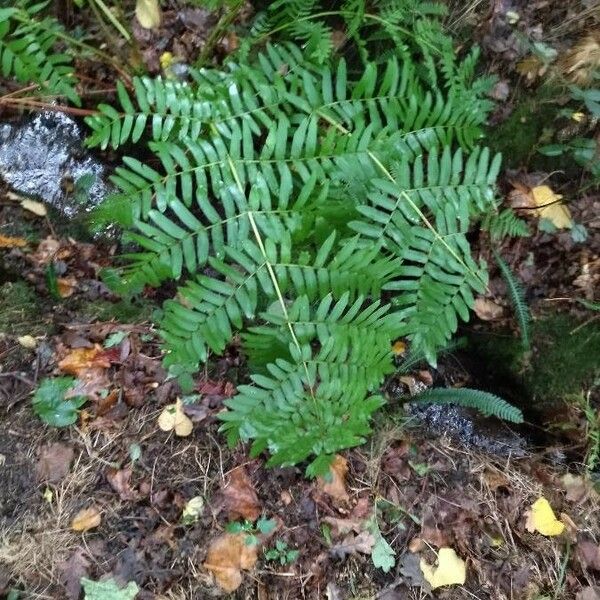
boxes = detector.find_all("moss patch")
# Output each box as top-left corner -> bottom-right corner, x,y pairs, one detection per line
0,280 -> 45,337
468,313 -> 600,406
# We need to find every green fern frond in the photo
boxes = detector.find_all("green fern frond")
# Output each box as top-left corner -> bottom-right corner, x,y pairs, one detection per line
494,250 -> 531,350
0,1 -> 80,105
413,387 -> 524,423
483,208 -> 530,241
88,39 -> 504,470
350,146 -> 500,363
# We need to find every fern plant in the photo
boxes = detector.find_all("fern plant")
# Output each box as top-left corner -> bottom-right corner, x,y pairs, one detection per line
0,0 -> 80,105
86,37 -> 506,474
494,250 -> 531,350
413,387 -> 524,423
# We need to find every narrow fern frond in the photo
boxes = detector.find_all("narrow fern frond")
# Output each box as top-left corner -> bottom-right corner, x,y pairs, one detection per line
483,208 -> 530,241
494,250 -> 531,350
413,387 -> 524,423
0,1 -> 80,105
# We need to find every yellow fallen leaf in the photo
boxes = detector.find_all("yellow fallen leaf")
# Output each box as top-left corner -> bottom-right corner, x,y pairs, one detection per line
71,506 -> 101,531
525,497 -> 565,536
20,199 -> 47,217
158,399 -> 193,437
182,496 -> 205,523
531,185 -> 572,229
392,340 -> 406,355
135,0 -> 162,29
420,547 -> 466,589
0,234 -> 27,248
17,335 -> 37,349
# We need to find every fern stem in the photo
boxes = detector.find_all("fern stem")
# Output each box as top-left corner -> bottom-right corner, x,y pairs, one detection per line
224,153 -> 316,398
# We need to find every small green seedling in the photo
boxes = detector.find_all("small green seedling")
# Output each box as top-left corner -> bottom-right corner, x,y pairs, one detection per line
226,516 -> 277,545
32,377 -> 87,427
264,540 -> 299,565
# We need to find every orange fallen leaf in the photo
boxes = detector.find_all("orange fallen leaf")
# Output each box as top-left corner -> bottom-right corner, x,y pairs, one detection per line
58,345 -> 111,377
71,506 -> 101,531
223,466 -> 261,521
318,454 -> 349,502
57,277 -> 78,298
204,532 -> 258,592
0,234 -> 27,248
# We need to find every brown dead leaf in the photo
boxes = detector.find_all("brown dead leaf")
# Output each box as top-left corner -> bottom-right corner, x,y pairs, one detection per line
36,443 -> 74,483
577,539 -> 600,571
318,454 -> 349,502
577,587 -> 600,600
562,473 -> 597,503
71,507 -> 101,532
223,466 -> 261,521
59,546 -> 90,600
322,516 -> 364,537
106,466 -> 139,501
0,234 -> 27,248
57,277 -> 78,298
330,531 -> 375,559
204,532 -> 258,592
474,297 -> 504,321
32,236 -> 60,264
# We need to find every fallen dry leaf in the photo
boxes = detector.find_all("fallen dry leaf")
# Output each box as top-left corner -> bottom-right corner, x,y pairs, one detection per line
577,587 -> 600,600
577,539 -> 600,571
58,345 -> 112,377
135,0 -> 162,28
106,466 -> 139,501
474,297 -> 504,321
531,185 -> 572,229
420,547 -> 466,589
562,473 -> 598,503
318,454 -> 349,502
204,532 -> 258,592
17,334 -> 38,349
36,443 -> 74,483
392,340 -> 406,355
20,198 -> 47,217
330,531 -> 375,559
525,497 -> 565,536
71,507 -> 101,532
158,399 -> 193,437
0,234 -> 27,248
223,466 -> 261,521
57,277 -> 78,298
182,496 -> 205,523
59,546 -> 91,600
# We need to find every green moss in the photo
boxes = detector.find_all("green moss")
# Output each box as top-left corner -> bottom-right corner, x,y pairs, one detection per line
488,97 -> 554,169
80,297 -> 155,323
468,313 -> 600,405
0,280 -> 45,336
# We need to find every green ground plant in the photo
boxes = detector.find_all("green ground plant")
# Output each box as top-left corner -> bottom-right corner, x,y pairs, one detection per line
1,0 -> 525,474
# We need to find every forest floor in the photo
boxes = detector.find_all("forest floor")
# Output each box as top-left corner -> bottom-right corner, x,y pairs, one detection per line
1,0 -> 600,599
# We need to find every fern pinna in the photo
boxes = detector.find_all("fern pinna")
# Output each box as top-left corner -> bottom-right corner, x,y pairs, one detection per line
87,42 -> 501,474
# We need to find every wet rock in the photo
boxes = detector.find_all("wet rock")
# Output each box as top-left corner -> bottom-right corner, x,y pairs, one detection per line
406,402 -> 527,457
0,111 -> 112,217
